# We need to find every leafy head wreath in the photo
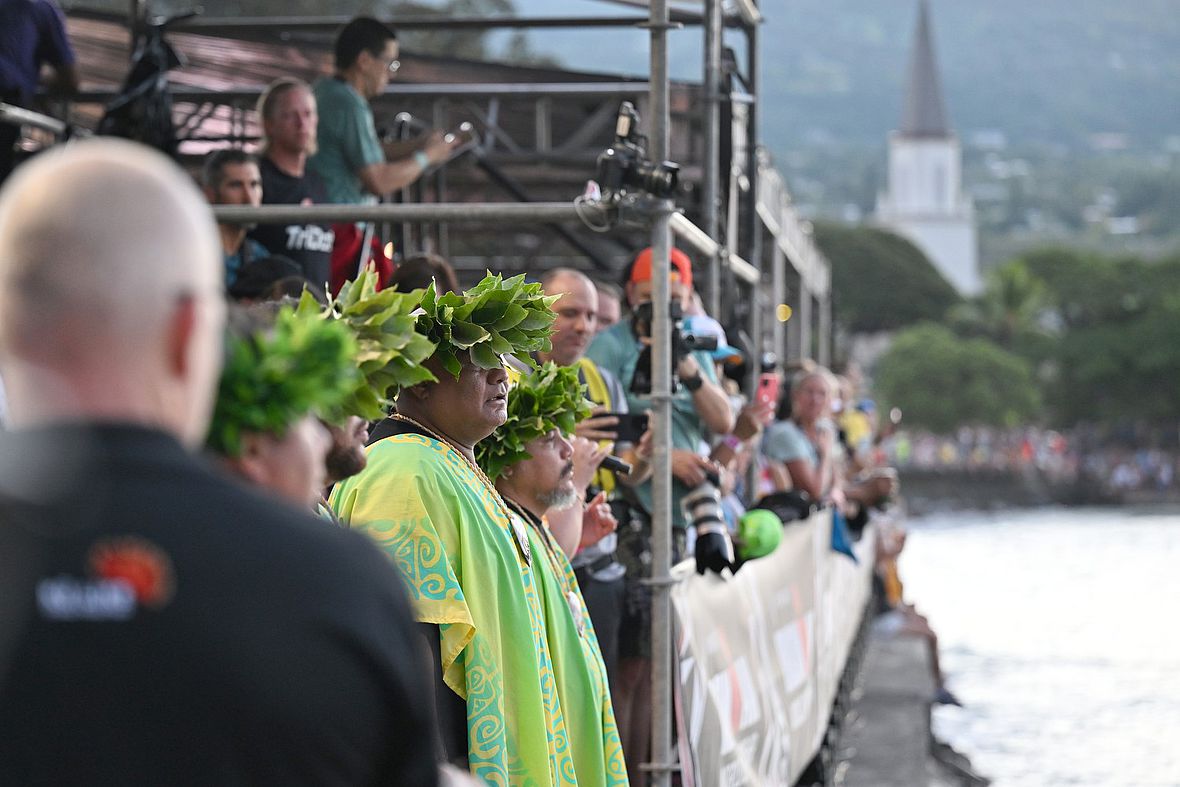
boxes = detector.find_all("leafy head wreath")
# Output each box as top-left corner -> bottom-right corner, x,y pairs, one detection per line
415,271 -> 558,380
281,268 -> 558,426
206,304 -> 360,457
476,362 -> 594,483
296,268 -> 438,420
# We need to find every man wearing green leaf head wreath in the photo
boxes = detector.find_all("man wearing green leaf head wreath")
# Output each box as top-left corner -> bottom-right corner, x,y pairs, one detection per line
477,363 -> 629,787
208,303 -> 359,509
331,273 -> 599,786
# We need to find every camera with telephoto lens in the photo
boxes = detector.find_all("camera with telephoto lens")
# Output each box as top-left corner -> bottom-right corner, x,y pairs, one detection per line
681,472 -> 734,575
595,102 -> 680,202
629,299 -> 719,396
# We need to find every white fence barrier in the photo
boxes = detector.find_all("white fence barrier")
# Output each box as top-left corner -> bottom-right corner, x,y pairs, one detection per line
671,512 -> 876,786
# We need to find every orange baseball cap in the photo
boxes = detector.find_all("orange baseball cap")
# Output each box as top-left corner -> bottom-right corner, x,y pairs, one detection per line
630,246 -> 693,289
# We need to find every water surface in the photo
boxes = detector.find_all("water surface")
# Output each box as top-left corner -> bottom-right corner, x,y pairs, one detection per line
900,507 -> 1180,787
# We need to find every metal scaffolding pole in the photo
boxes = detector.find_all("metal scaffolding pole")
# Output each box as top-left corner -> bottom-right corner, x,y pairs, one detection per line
818,289 -> 832,366
702,0 -> 723,317
771,215 -> 787,364
647,0 -> 675,783
744,19 -> 763,391
742,16 -> 761,288
210,201 -> 605,225
799,285 -> 814,361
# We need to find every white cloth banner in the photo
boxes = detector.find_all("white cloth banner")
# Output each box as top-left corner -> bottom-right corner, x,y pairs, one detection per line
671,512 -> 875,786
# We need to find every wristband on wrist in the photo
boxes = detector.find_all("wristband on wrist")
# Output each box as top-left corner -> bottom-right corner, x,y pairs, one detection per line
722,434 -> 744,453
681,373 -> 703,392
695,523 -> 728,538
413,150 -> 430,171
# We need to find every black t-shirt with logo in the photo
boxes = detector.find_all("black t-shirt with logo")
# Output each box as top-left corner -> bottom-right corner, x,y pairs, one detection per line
250,156 -> 335,288
0,424 -> 438,786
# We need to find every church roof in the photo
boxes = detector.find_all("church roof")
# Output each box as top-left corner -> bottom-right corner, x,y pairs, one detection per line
899,0 -> 951,138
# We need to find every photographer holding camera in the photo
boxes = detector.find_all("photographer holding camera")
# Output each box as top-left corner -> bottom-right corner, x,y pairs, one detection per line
584,246 -> 734,780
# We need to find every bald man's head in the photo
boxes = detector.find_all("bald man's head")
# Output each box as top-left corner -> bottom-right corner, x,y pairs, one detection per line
539,268 -> 598,366
0,139 -> 226,444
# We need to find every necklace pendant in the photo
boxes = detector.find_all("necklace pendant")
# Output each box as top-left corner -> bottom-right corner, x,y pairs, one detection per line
568,590 -> 585,636
510,517 -> 532,567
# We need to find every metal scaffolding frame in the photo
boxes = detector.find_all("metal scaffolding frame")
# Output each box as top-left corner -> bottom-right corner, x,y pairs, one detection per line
125,1 -> 833,781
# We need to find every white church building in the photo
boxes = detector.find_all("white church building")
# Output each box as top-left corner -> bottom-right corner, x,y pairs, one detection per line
875,0 -> 981,295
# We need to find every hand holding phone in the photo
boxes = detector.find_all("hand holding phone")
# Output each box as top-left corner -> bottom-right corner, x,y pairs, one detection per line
755,373 -> 780,411
609,412 -> 649,444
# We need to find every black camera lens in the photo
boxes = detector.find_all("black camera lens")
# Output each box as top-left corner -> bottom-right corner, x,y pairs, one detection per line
682,482 -> 725,530
634,160 -> 680,199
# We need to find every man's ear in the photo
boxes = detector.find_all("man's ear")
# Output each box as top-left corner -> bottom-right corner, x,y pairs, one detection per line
166,295 -> 199,379
230,431 -> 273,486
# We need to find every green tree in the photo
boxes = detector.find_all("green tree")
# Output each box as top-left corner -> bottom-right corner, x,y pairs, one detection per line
874,323 -> 1042,433
946,258 -> 1055,366
1015,248 -> 1180,425
813,223 -> 961,334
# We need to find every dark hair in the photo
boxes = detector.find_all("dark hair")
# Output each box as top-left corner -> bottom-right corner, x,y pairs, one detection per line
202,148 -> 256,192
389,253 -> 460,294
266,275 -> 326,304
592,277 -> 623,302
334,17 -> 397,71
228,255 -> 303,301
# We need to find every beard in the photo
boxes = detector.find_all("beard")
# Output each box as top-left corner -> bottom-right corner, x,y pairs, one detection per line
537,464 -> 578,510
325,444 -> 367,483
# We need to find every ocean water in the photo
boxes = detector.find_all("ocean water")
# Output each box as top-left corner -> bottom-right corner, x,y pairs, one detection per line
899,507 -> 1180,787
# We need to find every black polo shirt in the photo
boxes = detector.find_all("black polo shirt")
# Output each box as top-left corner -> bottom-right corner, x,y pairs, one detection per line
0,422 -> 437,786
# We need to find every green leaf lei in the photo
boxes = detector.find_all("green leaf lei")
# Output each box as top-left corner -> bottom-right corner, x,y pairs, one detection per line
207,305 -> 360,457
416,271 -> 558,380
476,362 -> 594,483
297,268 -> 438,420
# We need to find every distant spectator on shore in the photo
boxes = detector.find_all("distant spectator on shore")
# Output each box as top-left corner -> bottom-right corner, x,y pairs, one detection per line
0,0 -> 78,183
764,367 -> 895,521
388,252 -> 460,294
202,149 -> 268,289
309,17 -> 459,292
250,77 -> 336,289
873,516 -> 961,706
764,368 -> 838,503
835,374 -> 873,473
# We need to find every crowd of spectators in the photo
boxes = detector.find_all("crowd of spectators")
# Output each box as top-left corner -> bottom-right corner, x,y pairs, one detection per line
883,425 -> 1180,499
0,10 -> 977,786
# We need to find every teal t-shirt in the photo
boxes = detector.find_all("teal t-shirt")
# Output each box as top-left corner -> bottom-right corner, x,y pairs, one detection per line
585,319 -> 721,528
761,420 -> 817,467
307,78 -> 385,206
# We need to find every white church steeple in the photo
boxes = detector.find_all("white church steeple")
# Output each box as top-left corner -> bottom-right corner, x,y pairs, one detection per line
876,0 -> 980,294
